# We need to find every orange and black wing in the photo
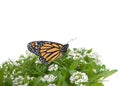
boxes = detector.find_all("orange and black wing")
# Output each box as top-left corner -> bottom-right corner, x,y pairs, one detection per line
39,42 -> 63,64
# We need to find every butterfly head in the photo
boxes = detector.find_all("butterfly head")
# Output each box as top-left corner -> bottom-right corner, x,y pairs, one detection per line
61,44 -> 69,54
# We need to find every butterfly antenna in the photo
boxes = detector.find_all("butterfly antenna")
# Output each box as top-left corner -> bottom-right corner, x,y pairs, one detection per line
67,38 -> 77,44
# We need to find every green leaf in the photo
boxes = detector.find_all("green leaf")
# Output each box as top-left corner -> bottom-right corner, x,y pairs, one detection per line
62,81 -> 69,86
100,70 -> 118,79
90,69 -> 117,82
0,68 -> 3,86
87,48 -> 92,53
70,60 -> 79,70
33,77 -> 45,86
57,74 -> 64,86
69,70 -> 76,75
4,77 -> 12,86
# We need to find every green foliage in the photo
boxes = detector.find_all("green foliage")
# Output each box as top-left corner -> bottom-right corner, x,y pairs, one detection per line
0,48 -> 117,86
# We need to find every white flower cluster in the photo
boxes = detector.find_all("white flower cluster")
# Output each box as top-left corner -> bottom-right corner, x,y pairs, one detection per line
2,61 -> 10,72
70,71 -> 88,85
12,75 -> 34,86
48,64 -> 58,71
41,74 -> 57,83
91,52 -> 102,65
68,48 -> 86,60
48,83 -> 56,86
12,76 -> 24,86
68,51 -> 80,60
68,48 -> 102,65
12,69 -> 23,76
91,52 -> 100,58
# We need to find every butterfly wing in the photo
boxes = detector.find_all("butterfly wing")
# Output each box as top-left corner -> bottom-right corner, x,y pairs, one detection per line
27,41 -> 44,56
38,41 -> 63,64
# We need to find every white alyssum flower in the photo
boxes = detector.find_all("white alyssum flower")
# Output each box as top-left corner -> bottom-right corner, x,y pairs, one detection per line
41,74 -> 57,83
68,51 -> 80,60
48,83 -> 56,86
73,56 -> 80,60
35,60 -> 42,64
70,71 -> 88,85
91,52 -> 100,58
12,76 -> 24,86
10,74 -> 14,80
3,63 -> 9,72
80,84 -> 83,86
4,75 -> 7,79
79,48 -> 88,58
11,69 -> 15,76
17,71 -> 22,74
89,52 -> 102,65
14,61 -> 20,66
27,76 -> 34,80
80,59 -> 87,64
21,60 -> 24,64
67,55 -> 72,59
94,57 -> 102,65
68,50 -> 76,56
68,48 -> 87,60
48,64 -> 58,71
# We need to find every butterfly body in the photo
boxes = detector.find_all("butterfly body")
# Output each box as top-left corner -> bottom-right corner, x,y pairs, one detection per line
27,41 -> 69,64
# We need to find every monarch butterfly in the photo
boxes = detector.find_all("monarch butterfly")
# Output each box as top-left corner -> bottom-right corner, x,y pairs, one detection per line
27,41 -> 69,65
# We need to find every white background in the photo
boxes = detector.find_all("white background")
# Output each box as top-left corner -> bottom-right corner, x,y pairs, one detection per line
0,0 -> 120,86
